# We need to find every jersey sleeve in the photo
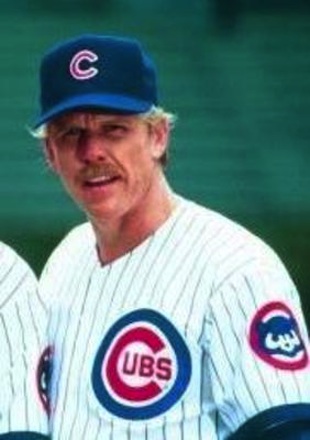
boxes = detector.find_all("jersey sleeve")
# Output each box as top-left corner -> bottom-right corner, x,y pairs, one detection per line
228,402 -> 310,439
206,239 -> 310,438
0,243 -> 49,436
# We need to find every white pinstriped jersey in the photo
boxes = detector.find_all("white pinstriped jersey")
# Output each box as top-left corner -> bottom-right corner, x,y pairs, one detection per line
0,242 -> 49,435
39,197 -> 310,440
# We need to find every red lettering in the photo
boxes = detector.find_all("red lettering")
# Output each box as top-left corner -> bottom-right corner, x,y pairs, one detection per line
156,357 -> 172,380
122,351 -> 138,375
121,352 -> 172,382
139,355 -> 155,377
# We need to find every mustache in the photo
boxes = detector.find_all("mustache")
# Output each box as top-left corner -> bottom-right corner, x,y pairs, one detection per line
77,163 -> 119,181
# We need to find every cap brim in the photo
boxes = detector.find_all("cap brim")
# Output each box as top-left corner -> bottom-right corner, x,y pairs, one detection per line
33,93 -> 153,129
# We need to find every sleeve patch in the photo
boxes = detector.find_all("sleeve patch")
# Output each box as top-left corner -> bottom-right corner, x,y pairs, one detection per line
249,301 -> 308,370
36,345 -> 53,414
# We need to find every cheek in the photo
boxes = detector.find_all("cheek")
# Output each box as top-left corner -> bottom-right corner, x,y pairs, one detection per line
46,143 -> 75,177
130,154 -> 158,191
129,146 -> 155,178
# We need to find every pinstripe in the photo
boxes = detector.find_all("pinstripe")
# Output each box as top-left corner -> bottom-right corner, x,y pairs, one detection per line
59,251 -> 143,440
96,252 -> 137,330
41,199 -> 310,439
213,254 -> 257,293
120,239 -> 156,310
209,352 -> 244,429
143,209 -> 197,308
233,281 -> 274,407
130,206 -> 190,309
0,242 -> 48,436
0,313 -> 14,431
226,284 -> 263,410
0,256 -> 28,309
210,278 -> 266,426
293,370 -> 304,401
59,260 -> 98,438
0,256 -> 16,286
157,214 -> 211,310
27,288 -> 44,364
242,274 -> 291,404
218,285 -> 262,413
16,301 -> 31,430
198,349 -> 204,440
53,252 -> 98,438
209,310 -> 251,423
239,276 -> 282,406
170,217 -> 227,335
50,246 -> 95,386
0,312 -> 14,372
75,264 -> 115,439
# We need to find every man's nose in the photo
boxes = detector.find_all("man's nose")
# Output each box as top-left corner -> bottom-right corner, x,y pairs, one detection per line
77,134 -> 107,163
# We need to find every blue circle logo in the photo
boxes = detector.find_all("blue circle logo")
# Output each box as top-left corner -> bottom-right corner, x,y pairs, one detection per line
92,309 -> 192,420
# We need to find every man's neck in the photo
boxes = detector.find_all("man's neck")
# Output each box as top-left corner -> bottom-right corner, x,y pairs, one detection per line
91,182 -> 177,265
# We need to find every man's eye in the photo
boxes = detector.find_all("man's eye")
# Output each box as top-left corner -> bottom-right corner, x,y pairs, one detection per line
62,127 -> 83,138
104,124 -> 127,136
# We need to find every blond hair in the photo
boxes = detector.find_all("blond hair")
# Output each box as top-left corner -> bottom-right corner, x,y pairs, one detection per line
31,106 -> 176,139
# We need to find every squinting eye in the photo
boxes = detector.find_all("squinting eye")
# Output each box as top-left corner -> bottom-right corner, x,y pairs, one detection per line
104,124 -> 128,136
63,127 -> 84,138
53,127 -> 86,145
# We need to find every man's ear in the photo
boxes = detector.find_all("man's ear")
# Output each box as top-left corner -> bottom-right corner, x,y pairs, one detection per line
150,119 -> 169,161
43,139 -> 58,173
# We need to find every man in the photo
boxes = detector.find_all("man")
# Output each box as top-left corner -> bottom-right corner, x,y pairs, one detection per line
0,241 -> 49,439
32,34 -> 310,439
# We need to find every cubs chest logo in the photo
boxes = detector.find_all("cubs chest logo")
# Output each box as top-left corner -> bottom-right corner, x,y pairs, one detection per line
91,309 -> 192,420
249,301 -> 308,370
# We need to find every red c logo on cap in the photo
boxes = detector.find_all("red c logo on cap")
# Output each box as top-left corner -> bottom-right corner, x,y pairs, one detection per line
69,49 -> 99,80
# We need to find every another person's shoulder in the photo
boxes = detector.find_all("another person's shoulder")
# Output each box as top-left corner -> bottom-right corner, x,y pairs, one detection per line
0,241 -> 38,307
1,240 -> 25,263
0,240 -> 37,282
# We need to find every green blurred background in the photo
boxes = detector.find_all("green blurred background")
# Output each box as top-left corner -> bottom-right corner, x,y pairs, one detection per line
0,0 -> 309,323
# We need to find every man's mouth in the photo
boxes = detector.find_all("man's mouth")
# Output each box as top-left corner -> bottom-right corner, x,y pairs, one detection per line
79,165 -> 121,188
84,175 -> 119,187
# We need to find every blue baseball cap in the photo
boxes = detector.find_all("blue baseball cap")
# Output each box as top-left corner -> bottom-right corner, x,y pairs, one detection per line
33,34 -> 158,128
